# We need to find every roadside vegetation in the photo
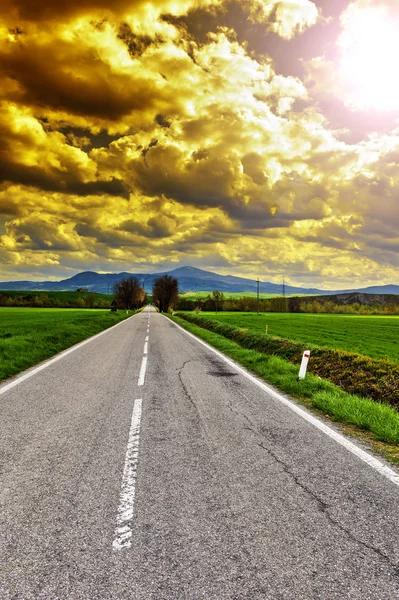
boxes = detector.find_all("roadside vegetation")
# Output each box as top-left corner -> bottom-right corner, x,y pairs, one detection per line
0,290 -> 112,308
170,314 -> 399,457
177,291 -> 399,314
0,308 -> 133,383
178,295 -> 289,312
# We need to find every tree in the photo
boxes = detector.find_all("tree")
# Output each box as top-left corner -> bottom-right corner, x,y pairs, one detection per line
270,297 -> 288,312
288,297 -> 301,313
152,274 -> 179,313
211,290 -> 224,313
113,277 -> 145,310
83,292 -> 96,308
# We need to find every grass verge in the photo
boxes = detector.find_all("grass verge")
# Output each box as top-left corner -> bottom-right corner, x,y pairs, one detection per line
169,315 -> 399,465
0,308 -> 135,383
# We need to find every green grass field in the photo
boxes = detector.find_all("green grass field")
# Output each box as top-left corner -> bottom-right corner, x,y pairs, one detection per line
191,312 -> 399,363
0,307 -> 131,383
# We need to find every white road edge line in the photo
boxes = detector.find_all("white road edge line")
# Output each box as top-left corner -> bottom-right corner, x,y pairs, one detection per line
166,316 -> 399,488
113,398 -> 143,551
138,356 -> 148,386
0,314 -> 137,397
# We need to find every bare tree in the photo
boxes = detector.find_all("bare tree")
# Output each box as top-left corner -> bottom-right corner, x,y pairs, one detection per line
113,277 -> 145,310
211,289 -> 224,313
152,274 -> 179,313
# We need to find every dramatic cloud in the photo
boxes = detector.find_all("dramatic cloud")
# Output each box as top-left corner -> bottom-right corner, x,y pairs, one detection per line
244,0 -> 319,39
0,0 -> 398,287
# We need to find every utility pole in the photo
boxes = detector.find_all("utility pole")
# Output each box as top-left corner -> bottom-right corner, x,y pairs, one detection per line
257,277 -> 260,314
282,277 -> 286,312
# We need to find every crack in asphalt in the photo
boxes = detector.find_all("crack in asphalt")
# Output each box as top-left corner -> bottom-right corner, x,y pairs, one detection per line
176,360 -> 399,577
226,397 -> 257,434
255,440 -> 399,576
224,393 -> 399,576
176,360 -> 199,410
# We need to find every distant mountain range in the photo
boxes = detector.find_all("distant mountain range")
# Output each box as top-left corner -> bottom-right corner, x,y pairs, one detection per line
1,265 -> 399,296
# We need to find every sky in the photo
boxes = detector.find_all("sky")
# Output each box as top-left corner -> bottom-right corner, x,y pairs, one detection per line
1,0 -> 399,288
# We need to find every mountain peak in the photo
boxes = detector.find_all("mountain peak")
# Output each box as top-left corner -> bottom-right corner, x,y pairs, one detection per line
168,266 -> 215,278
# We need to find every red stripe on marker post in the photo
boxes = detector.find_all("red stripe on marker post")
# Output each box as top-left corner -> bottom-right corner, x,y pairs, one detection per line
298,350 -> 311,379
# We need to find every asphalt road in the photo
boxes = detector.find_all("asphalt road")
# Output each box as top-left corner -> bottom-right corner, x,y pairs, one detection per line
1,307 -> 399,599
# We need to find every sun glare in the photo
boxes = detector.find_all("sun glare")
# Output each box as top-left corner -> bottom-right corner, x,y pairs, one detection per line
338,5 -> 399,112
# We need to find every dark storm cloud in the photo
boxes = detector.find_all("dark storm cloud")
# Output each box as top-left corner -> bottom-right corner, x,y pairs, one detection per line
0,41 -> 164,121
0,160 -> 129,198
0,0 -> 174,21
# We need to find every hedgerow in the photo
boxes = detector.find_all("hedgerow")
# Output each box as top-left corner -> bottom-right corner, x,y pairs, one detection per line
175,312 -> 399,408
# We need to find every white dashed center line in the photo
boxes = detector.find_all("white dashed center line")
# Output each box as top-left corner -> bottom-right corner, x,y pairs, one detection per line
114,312 -> 151,550
113,398 -> 143,551
138,356 -> 147,386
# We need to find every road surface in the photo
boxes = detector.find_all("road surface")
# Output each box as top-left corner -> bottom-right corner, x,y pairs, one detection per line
1,307 -> 398,599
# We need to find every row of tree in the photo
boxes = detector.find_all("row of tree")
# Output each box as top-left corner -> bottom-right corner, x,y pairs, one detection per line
175,294 -> 399,314
293,299 -> 399,315
0,293 -> 110,308
176,294 -> 288,312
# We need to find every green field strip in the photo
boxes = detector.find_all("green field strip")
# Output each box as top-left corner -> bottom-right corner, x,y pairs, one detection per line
184,311 -> 399,363
0,308 -> 133,383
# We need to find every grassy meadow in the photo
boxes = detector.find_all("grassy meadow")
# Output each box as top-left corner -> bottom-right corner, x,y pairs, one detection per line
0,307 -> 131,383
192,312 -> 399,363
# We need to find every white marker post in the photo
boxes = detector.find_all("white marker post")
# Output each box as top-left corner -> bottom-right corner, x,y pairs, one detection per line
298,350 -> 310,380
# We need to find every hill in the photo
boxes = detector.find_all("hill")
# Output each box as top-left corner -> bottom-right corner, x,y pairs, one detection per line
0,265 -> 398,296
